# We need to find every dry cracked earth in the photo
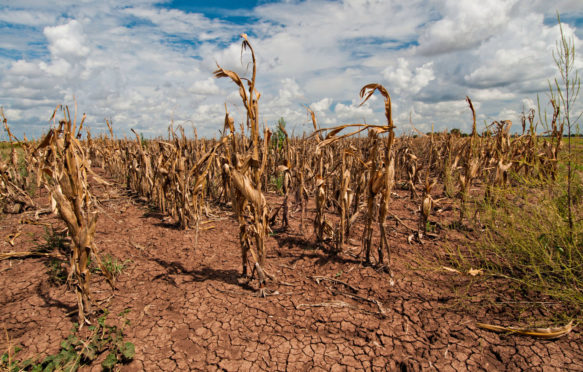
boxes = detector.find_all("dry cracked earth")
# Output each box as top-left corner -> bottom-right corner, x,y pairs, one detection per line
1,169 -> 582,371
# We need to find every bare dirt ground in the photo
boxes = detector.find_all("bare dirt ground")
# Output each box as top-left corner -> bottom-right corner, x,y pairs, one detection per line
1,169 -> 582,371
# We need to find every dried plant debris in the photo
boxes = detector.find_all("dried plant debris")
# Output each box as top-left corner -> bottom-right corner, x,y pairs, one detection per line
477,321 -> 575,339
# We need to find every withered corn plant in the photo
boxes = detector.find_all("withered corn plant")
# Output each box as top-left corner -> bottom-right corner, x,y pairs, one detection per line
458,97 -> 481,224
308,108 -> 335,246
494,120 -> 513,183
36,105 -> 113,324
129,129 -> 153,199
271,120 -> 292,229
404,149 -> 420,199
420,177 -> 436,236
214,34 -> 273,293
445,135 -> 461,197
313,84 -> 396,277
363,85 -> 396,276
186,137 -> 227,244
335,147 -> 352,253
293,135 -> 310,234
538,99 -> 563,180
362,129 -> 383,263
419,131 -> 436,237
0,110 -> 38,213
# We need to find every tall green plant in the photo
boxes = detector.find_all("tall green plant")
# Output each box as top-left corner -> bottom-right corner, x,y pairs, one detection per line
551,13 -> 581,237
272,117 -> 287,151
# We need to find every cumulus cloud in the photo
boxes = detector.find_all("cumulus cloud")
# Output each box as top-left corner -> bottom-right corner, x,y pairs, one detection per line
311,98 -> 333,113
334,98 -> 377,124
462,13 -> 566,89
0,0 -> 581,138
467,88 -> 516,101
9,60 -> 42,76
189,78 -> 221,96
44,20 -> 90,58
383,58 -> 435,95
417,0 -> 516,55
275,78 -> 304,105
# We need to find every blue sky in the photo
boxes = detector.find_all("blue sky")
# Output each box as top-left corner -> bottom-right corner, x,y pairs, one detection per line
0,0 -> 582,139
168,0 -> 265,16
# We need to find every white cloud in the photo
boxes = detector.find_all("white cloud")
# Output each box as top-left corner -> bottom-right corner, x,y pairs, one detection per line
9,60 -> 42,76
189,78 -> 221,96
462,13 -> 565,89
0,10 -> 56,26
521,98 -> 536,111
468,88 -> 516,101
409,99 -> 481,133
334,98 -> 377,124
383,58 -> 435,95
39,59 -> 72,77
311,98 -> 333,113
123,7 -> 234,40
417,0 -> 516,55
44,20 -> 90,58
274,78 -> 304,106
497,108 -> 520,124
0,0 -> 581,138
4,108 -> 23,121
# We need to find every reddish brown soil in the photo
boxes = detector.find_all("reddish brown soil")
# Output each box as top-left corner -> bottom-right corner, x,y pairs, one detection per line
1,170 -> 582,371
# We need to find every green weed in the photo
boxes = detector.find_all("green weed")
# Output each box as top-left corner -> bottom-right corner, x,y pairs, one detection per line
46,258 -> 68,286
38,227 -> 69,285
269,174 -> 285,195
1,310 -> 135,372
39,227 -> 68,253
93,254 -> 130,280
455,179 -> 582,316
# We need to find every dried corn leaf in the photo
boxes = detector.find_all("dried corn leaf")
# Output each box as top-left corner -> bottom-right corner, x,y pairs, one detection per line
442,266 -> 461,274
1,251 -> 65,261
468,268 -> 483,276
276,165 -> 289,173
227,166 -> 265,209
476,320 -> 574,339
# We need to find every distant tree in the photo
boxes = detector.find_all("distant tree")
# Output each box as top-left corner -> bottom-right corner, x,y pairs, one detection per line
450,128 -> 461,136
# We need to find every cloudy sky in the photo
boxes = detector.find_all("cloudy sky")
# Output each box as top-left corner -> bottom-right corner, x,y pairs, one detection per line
1,0 -> 582,139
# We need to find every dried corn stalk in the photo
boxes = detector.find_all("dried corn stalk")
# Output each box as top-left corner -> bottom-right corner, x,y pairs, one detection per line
0,110 -> 38,213
363,85 -> 396,277
313,84 -> 396,278
37,105 -> 113,324
458,97 -> 481,223
420,178 -> 436,236
308,108 -> 334,245
271,120 -> 292,229
419,132 -> 436,237
477,320 -> 574,339
215,34 -> 273,292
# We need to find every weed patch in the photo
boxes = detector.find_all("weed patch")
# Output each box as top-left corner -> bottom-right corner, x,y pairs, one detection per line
1,310 -> 135,372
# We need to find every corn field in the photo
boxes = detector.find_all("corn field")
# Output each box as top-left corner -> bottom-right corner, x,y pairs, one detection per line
0,34 -> 579,332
